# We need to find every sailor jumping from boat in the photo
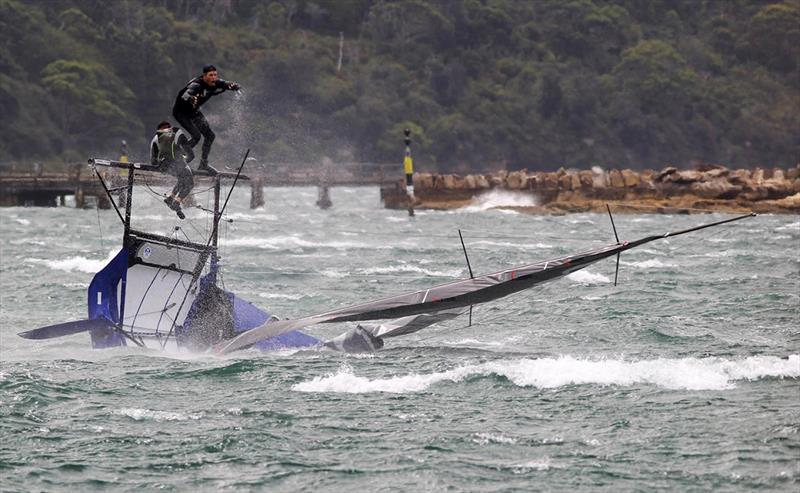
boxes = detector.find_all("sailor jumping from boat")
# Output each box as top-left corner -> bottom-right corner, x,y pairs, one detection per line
172,64 -> 240,176
150,120 -> 194,219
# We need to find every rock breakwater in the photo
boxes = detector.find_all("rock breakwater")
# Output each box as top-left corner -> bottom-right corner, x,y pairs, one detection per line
380,165 -> 800,214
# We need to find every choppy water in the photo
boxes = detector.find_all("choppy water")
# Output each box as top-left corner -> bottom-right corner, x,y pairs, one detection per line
1,186 -> 798,491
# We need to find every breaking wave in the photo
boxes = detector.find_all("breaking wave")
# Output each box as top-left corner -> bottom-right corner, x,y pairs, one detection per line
221,236 -> 390,250
623,259 -> 675,269
116,408 -> 202,421
775,221 -> 799,231
25,250 -> 118,273
459,190 -> 538,212
257,292 -> 304,300
292,354 -> 800,394
360,264 -> 463,278
566,270 -> 610,284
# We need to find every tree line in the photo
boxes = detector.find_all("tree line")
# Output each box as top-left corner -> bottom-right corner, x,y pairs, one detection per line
1,0 -> 798,172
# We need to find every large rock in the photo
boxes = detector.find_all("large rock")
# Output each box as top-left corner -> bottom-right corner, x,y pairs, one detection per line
621,169 -> 640,188
639,169 -> 656,190
414,172 -> 434,189
559,173 -> 573,191
654,166 -> 679,182
506,170 -> 528,189
690,179 -> 742,199
704,167 -> 730,179
752,167 -> 765,184
729,169 -> 751,186
570,171 -> 582,191
592,169 -> 608,189
543,172 -> 560,190
530,173 -> 547,191
753,192 -> 800,213
673,170 -> 703,184
579,170 -> 594,190
742,178 -> 793,201
608,169 -> 625,188
476,174 -> 491,189
464,174 -> 477,189
490,170 -> 507,187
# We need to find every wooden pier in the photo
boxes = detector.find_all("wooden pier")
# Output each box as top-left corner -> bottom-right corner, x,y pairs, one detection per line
0,166 -> 112,208
0,162 -> 398,209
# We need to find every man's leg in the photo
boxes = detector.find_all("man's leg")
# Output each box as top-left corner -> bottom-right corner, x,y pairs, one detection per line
174,164 -> 195,202
173,110 -> 201,149
191,112 -> 216,170
163,161 -> 187,219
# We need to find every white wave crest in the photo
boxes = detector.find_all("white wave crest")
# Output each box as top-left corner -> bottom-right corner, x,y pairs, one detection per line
116,408 -> 202,421
623,259 -> 674,269
225,212 -> 277,221
566,270 -> 610,284
473,432 -> 518,445
257,292 -> 304,300
292,355 -> 799,394
459,190 -> 538,212
25,250 -> 118,273
775,221 -> 799,231
360,264 -> 462,278
470,240 -> 553,249
510,459 -> 555,473
221,236 -> 384,250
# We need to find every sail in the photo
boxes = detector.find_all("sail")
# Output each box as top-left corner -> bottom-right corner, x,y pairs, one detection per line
214,213 -> 755,355
120,233 -> 206,340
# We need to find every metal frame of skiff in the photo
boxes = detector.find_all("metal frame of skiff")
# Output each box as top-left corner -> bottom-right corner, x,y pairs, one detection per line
86,153 -> 251,349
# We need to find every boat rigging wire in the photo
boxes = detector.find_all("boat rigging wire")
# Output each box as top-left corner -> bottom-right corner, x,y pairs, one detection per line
160,149 -> 251,348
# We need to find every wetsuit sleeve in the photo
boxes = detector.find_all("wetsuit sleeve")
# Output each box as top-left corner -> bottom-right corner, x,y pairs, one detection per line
181,80 -> 203,102
150,138 -> 159,166
213,79 -> 236,95
177,133 -> 191,154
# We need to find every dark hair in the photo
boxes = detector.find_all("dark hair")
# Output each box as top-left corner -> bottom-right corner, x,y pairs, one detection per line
157,120 -> 172,130
202,64 -> 217,74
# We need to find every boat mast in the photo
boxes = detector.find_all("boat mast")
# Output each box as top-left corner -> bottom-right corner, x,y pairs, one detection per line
118,162 -> 135,329
210,177 -> 221,281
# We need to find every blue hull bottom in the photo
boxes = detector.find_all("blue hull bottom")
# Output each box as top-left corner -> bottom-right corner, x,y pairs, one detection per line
88,255 -> 319,351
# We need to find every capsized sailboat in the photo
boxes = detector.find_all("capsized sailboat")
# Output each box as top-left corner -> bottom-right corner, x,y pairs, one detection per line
18,152 -> 756,354
19,151 -> 319,351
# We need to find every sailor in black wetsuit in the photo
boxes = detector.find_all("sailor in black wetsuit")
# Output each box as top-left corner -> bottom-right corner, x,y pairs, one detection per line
151,121 -> 194,219
172,64 -> 240,175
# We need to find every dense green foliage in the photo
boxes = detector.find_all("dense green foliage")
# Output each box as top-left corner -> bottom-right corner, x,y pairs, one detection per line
2,0 -> 798,171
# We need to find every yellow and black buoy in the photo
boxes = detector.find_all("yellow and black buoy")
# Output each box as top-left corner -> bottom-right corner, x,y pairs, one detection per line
403,128 -> 415,217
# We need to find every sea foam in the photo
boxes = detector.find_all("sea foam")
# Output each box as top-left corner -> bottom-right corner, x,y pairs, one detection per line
459,190 -> 538,212
566,270 -> 610,284
25,250 -> 119,273
292,354 -> 800,394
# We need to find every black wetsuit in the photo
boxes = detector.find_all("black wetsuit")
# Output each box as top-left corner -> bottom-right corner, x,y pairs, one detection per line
151,129 -> 194,199
172,76 -> 233,166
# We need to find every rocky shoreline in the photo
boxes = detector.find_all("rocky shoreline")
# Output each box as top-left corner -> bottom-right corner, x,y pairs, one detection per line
381,165 -> 800,214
